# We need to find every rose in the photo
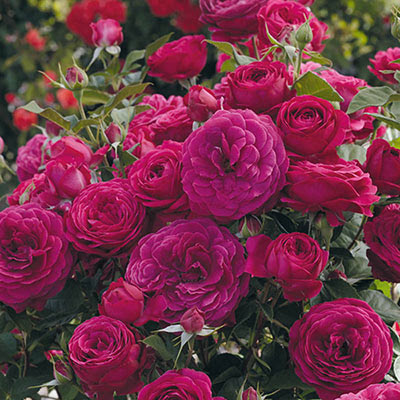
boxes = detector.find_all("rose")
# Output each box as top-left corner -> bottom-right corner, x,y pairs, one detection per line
224,61 -> 293,114
50,136 -> 93,165
104,123 -> 122,143
42,70 -> 57,88
69,316 -> 148,399
335,383 -> 400,399
368,47 -> 400,85
123,126 -> 155,159
45,121 -> 63,136
99,278 -> 145,325
138,368 -> 223,400
12,108 -> 38,131
65,179 -> 147,257
257,0 -> 328,53
289,298 -> 393,400
364,204 -> 400,282
199,0 -> 269,42
56,89 -> 79,109
146,0 -> 188,17
184,85 -> 219,122
276,95 -> 349,161
180,307 -> 205,333
182,109 -> 289,222
147,35 -> 207,82
0,137 -> 4,155
91,19 -> 123,47
125,218 -> 249,326
0,204 -> 73,313
175,2 -> 204,34
246,233 -> 328,301
363,139 -> 400,195
24,28 -> 46,50
281,160 -> 379,226
16,134 -> 50,181
128,141 -> 189,213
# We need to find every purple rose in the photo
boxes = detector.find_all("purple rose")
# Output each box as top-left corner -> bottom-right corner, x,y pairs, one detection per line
0,204 -> 73,312
125,218 -> 249,326
182,109 -> 289,222
289,298 -> 393,400
335,383 -> 400,399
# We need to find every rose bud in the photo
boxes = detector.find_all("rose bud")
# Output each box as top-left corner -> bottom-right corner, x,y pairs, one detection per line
243,387 -> 258,400
0,137 -> 4,155
238,215 -> 262,238
180,307 -> 205,333
105,122 -> 122,143
184,85 -> 219,122
65,66 -> 88,89
45,350 -> 72,384
295,19 -> 313,49
45,120 -> 63,137
50,136 -> 93,165
90,19 -> 123,47
99,278 -> 145,325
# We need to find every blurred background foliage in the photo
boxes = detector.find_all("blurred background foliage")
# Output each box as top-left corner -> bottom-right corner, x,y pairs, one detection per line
0,0 -> 398,197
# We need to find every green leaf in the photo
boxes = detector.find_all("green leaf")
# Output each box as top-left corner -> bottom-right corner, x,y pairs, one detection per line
205,40 -> 235,56
337,143 -> 367,164
220,58 -> 236,72
359,290 -> 400,324
81,89 -> 111,105
390,327 -> 400,356
263,369 -> 312,391
72,118 -> 101,134
370,280 -> 392,298
394,356 -> 400,381
324,279 -> 360,300
45,279 -> 84,314
6,309 -> 33,334
303,51 -> 333,66
19,101 -> 71,130
0,333 -> 17,363
213,366 -> 242,385
329,247 -> 354,260
347,86 -> 396,114
232,48 -> 257,66
11,376 -> 48,400
122,50 -> 145,73
294,71 -> 344,102
145,33 -> 174,60
111,106 -> 135,126
142,335 -> 173,361
365,113 -> 400,130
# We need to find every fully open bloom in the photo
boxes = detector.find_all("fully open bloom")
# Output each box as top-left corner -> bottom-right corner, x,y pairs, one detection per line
335,383 -> 400,399
69,316 -> 148,399
0,204 -> 73,313
182,109 -> 288,222
289,298 -> 393,400
125,218 -> 249,326
368,47 -> 400,85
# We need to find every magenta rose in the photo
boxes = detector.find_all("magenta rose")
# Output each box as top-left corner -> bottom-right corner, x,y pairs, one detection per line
16,134 -> 50,181
246,233 -> 328,301
65,179 -> 147,257
138,368 -> 222,400
123,126 -> 155,159
90,18 -> 123,47
69,316 -> 148,400
257,0 -> 328,52
242,388 -> 258,400
289,298 -> 393,400
125,218 -> 249,326
276,95 -> 349,161
128,141 -> 189,213
199,0 -> 269,42
99,277 -> 145,325
50,136 -> 93,165
335,383 -> 400,399
281,160 -> 379,226
364,204 -> 400,282
148,35 -> 207,82
184,84 -> 219,122
225,61 -> 293,114
368,47 -> 400,84
363,139 -> 400,195
182,109 -> 289,222
0,204 -> 73,313
180,307 -> 205,334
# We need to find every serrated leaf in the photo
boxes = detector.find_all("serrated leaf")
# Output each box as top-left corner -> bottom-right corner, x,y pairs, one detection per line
359,290 -> 400,324
337,143 -> 367,164
81,89 -> 111,105
347,86 -> 396,114
303,50 -> 333,66
145,33 -> 174,60
0,333 -> 17,363
205,40 -> 235,56
220,58 -> 236,72
294,71 -> 344,102
122,50 -> 145,73
366,113 -> 400,130
19,102 -> 71,130
142,335 -> 173,361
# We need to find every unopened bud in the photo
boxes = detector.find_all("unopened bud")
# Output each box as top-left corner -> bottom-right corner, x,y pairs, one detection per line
392,8 -> 400,41
295,20 -> 313,49
104,123 -> 122,143
63,65 -> 88,89
238,215 -> 263,238
45,120 -> 63,137
243,387 -> 259,400
180,307 -> 205,334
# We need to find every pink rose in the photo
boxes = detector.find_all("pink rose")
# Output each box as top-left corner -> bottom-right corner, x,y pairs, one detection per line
184,85 -> 219,122
363,139 -> 400,195
125,218 -> 249,326
257,0 -> 328,53
243,388 -> 258,400
138,368 -> 222,400
199,0 -> 269,42
148,35 -> 207,82
99,278 -> 145,325
246,233 -> 328,301
56,89 -> 78,109
0,204 -> 73,313
281,160 -> 379,226
335,383 -> 400,399
276,95 -> 349,161
368,47 -> 400,84
128,141 -> 189,212
364,204 -> 400,282
104,122 -> 122,143
90,18 -> 123,47
69,316 -> 148,399
50,136 -> 93,165
65,179 -> 147,257
182,109 -> 289,222
289,298 -> 393,400
225,61 -> 293,114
